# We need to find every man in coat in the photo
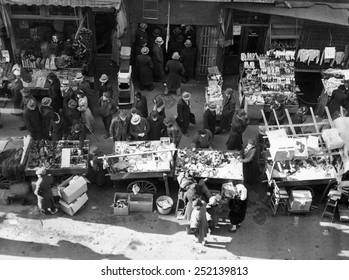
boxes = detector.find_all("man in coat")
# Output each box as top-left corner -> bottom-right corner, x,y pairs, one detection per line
328,85 -> 348,118
164,116 -> 182,147
165,52 -> 185,96
98,91 -> 118,138
180,39 -> 196,83
34,167 -> 57,215
134,91 -> 148,118
110,109 -> 130,142
62,99 -> 80,139
152,36 -> 165,82
240,138 -> 260,184
203,102 -> 217,136
191,129 -> 213,149
68,120 -> 86,151
216,88 -> 236,134
147,110 -> 165,140
23,99 -> 44,140
129,114 -> 150,140
176,91 -> 192,136
40,97 -> 54,140
268,96 -> 286,125
47,72 -> 63,113
10,69 -> 23,111
136,47 -> 154,91
226,109 -> 249,151
98,74 -> 113,98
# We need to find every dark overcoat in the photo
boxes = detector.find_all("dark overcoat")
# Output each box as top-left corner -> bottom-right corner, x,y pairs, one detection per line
203,109 -> 216,135
220,94 -> 236,130
136,54 -> 154,87
226,114 -> 248,151
180,47 -> 196,80
23,107 -> 44,140
146,116 -> 165,140
135,95 -> 149,118
165,60 -> 185,91
40,105 -> 54,140
228,197 -> 248,225
49,77 -> 63,112
176,98 -> 191,130
152,44 -> 164,80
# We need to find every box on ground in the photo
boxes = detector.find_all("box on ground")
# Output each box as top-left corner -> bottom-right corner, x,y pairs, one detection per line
289,190 -> 312,212
0,189 -> 11,205
59,175 -> 89,204
128,193 -> 153,212
113,192 -> 129,215
59,193 -> 88,216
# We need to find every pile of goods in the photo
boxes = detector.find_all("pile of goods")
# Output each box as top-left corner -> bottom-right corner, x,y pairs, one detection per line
206,66 -> 223,115
113,198 -> 128,209
176,148 -> 243,179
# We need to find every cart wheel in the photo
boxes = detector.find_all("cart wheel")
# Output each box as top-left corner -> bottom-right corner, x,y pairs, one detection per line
127,180 -> 157,196
0,175 -> 10,189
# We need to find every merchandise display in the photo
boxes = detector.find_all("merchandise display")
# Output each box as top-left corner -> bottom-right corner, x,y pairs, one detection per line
206,66 -> 223,115
25,139 -> 89,175
175,148 -> 243,180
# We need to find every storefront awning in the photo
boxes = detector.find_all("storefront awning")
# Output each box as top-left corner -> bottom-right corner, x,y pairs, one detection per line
0,0 -> 121,9
230,3 -> 349,26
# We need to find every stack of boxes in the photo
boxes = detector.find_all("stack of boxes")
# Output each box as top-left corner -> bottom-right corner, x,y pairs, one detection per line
118,46 -> 134,105
58,176 -> 89,216
113,192 -> 153,215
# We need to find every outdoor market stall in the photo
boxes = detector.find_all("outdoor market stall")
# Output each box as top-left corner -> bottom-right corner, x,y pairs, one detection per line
205,66 -> 223,118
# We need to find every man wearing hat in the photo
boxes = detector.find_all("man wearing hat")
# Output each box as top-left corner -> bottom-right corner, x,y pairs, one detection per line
163,116 -> 182,147
23,99 -> 44,140
98,91 -> 118,138
136,46 -> 154,91
177,92 -> 192,136
61,79 -> 74,99
203,102 -> 217,136
134,91 -> 148,118
226,109 -> 249,151
148,28 -> 162,52
328,84 -> 348,118
191,129 -> 213,149
129,113 -> 150,140
110,109 -> 130,142
62,99 -> 80,139
10,69 -> 23,111
40,97 -> 54,140
240,138 -> 260,185
152,36 -> 165,82
49,112 -> 63,141
292,105 -> 308,134
216,88 -> 236,134
180,39 -> 196,83
168,26 -> 182,50
268,95 -> 286,125
153,95 -> 166,118
168,34 -> 185,60
98,74 -> 113,98
147,110 -> 166,140
35,167 -> 57,215
47,72 -> 63,113
165,52 -> 185,96
68,119 -> 86,151
74,72 -> 94,111
135,23 -> 149,48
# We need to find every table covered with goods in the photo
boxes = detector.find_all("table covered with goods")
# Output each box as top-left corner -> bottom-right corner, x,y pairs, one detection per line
175,148 -> 243,181
205,66 -> 224,118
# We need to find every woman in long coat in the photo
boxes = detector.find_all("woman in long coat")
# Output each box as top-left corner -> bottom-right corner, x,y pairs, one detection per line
40,97 -> 54,140
77,90 -> 95,132
203,103 -> 217,136
165,52 -> 185,95
136,47 -> 154,91
217,88 -> 236,133
190,199 -> 209,245
34,167 -> 57,214
23,99 -> 44,140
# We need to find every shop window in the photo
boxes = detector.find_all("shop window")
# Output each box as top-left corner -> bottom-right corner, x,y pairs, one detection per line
48,6 -> 77,16
10,4 -> 40,15
143,0 -> 158,19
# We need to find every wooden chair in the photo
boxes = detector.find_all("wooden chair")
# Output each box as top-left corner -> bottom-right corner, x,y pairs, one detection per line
269,180 -> 289,215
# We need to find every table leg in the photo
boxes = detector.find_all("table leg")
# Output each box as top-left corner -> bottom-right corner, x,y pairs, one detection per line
163,173 -> 169,196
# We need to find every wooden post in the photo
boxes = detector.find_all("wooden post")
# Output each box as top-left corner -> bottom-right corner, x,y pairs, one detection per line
163,173 -> 170,196
285,108 -> 296,135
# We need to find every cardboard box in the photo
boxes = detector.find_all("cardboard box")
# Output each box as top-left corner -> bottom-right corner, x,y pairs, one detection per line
322,128 -> 344,150
113,192 -> 129,215
59,176 -> 89,204
269,138 -> 295,161
289,190 -> 312,212
59,193 -> 88,216
128,193 -> 153,212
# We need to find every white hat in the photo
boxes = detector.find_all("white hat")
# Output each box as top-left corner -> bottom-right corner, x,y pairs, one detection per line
99,74 -> 109,83
182,92 -> 191,101
13,69 -> 21,76
141,47 -> 149,55
131,114 -> 141,125
74,72 -> 84,81
172,52 -> 180,60
155,37 -> 164,45
61,79 -> 70,86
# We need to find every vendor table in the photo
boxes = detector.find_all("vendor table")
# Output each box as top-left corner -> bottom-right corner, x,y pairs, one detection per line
103,140 -> 176,196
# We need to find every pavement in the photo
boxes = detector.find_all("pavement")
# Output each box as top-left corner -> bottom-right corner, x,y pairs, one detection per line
0,77 -> 349,260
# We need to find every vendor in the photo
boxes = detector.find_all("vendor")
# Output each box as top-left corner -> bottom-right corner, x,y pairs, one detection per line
68,120 -> 86,151
292,105 -> 308,134
129,114 -> 150,140
268,96 -> 286,125
163,116 -> 182,147
226,109 -> 249,151
240,138 -> 260,185
191,129 -> 213,149
86,146 -> 109,188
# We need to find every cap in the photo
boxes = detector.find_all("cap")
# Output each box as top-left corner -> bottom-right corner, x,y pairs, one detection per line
141,47 -> 149,55
182,92 -> 191,100
155,37 -> 164,45
99,74 -> 108,83
152,28 -> 161,37
27,99 -> 36,110
41,97 -> 52,107
131,114 -> 141,125
172,52 -> 180,60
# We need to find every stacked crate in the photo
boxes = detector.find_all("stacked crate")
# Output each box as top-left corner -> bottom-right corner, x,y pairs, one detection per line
118,46 -> 134,105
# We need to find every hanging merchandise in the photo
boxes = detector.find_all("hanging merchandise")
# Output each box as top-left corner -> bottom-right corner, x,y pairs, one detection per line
324,47 -> 336,60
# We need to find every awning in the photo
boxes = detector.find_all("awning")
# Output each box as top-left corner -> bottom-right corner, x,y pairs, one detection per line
230,3 -> 349,26
0,0 -> 121,9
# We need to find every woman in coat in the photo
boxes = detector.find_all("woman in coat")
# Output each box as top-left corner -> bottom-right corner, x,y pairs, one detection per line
47,72 -> 63,113
226,109 -> 249,151
49,112 -> 63,141
146,110 -> 165,140
228,184 -> 248,233
153,95 -> 166,118
240,138 -> 260,184
216,88 -> 236,133
76,90 -> 95,132
176,92 -> 192,136
165,52 -> 185,96
34,167 -> 57,215
136,47 -> 154,91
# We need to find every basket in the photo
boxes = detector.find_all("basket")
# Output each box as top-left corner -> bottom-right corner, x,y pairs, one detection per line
156,195 -> 173,215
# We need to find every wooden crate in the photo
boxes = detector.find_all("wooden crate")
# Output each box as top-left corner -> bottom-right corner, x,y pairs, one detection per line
128,193 -> 153,212
113,192 -> 129,215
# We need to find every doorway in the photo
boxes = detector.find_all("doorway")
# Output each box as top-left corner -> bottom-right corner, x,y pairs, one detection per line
94,11 -> 115,54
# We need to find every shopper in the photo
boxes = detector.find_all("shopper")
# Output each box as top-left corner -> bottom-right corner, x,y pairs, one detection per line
49,112 -> 63,141
176,92 -> 192,136
129,114 -> 150,140
165,52 -> 185,96
328,85 -> 347,118
147,110 -> 165,140
61,79 -> 75,101
110,109 -> 130,142
203,102 -> 217,136
148,28 -> 162,55
34,167 -> 57,215
191,129 -> 213,149
74,72 -> 94,110
86,146 -> 109,188
153,95 -> 166,118
136,47 -> 154,91
134,91 -> 148,118
228,184 -> 248,233
292,105 -> 308,134
216,88 -> 236,134
62,99 -> 80,139
189,198 -> 209,245
226,109 -> 249,151
206,196 -> 221,230
240,138 -> 260,185
268,96 -> 286,125
47,72 -> 63,113
180,39 -> 196,83
134,23 -> 149,50
168,34 -> 185,60
99,74 -> 113,98
98,91 -> 118,138
10,69 -> 23,111
40,97 -> 54,140
163,116 -> 182,147
76,90 -> 95,133
68,120 -> 86,151
23,99 -> 43,140
152,36 -> 165,82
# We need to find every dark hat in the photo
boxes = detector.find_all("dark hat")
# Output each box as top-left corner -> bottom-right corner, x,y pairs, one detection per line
130,108 -> 138,115
163,116 -> 174,126
41,97 -> 52,107
7,73 -> 16,82
338,85 -> 346,91
139,23 -> 147,31
20,88 -> 31,97
176,34 -> 185,43
27,99 -> 36,110
73,122 -> 83,132
173,27 -> 181,35
298,105 -> 308,115
277,95 -> 285,103
237,109 -> 247,119
198,129 -> 207,135
141,47 -> 149,55
135,91 -> 142,99
150,110 -> 159,119
152,28 -> 161,37
68,99 -> 77,108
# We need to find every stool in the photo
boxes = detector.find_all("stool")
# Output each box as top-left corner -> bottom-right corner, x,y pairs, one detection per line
175,191 -> 186,219
321,198 -> 338,223
269,180 -> 289,215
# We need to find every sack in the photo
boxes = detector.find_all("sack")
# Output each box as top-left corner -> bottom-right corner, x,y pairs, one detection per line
190,112 -> 196,124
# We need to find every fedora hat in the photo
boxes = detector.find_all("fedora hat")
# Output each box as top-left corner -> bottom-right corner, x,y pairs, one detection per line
61,79 -> 70,86
152,28 -> 161,37
182,92 -> 191,101
20,88 -> 31,97
74,72 -> 84,81
173,27 -> 181,35
73,122 -> 83,132
27,99 -> 36,111
41,97 -> 52,107
99,74 -> 109,83
184,39 -> 192,48
139,23 -> 147,31
141,47 -> 149,55
176,34 -> 184,43
208,102 -> 217,110
68,99 -> 77,108
155,37 -> 164,45
172,52 -> 180,60
131,114 -> 141,125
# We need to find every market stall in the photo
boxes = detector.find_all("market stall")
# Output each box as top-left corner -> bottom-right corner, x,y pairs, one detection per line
239,50 -> 299,119
205,66 -> 223,118
102,139 -> 177,196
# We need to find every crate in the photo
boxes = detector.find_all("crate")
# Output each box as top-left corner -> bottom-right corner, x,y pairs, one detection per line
128,193 -> 153,212
119,59 -> 130,73
120,46 -> 131,59
246,103 -> 264,119
113,192 -> 129,215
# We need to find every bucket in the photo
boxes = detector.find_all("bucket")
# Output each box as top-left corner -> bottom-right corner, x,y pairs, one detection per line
156,195 -> 173,215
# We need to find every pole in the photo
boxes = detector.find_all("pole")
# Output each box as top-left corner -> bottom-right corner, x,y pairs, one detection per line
98,148 -> 177,160
165,0 -> 170,53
